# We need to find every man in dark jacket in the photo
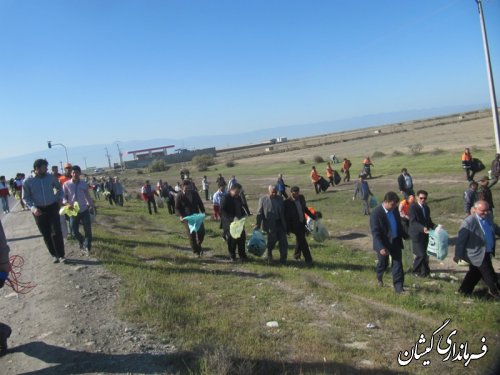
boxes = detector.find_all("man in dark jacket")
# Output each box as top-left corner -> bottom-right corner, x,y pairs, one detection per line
220,183 -> 248,261
175,180 -> 206,255
397,168 -> 415,200
489,154 -> 500,188
409,190 -> 435,277
0,221 -> 12,356
285,186 -> 316,265
370,191 -> 407,293
255,185 -> 288,264
478,176 -> 494,213
464,181 -> 478,217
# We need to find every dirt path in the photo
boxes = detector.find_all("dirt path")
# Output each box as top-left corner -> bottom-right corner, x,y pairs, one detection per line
1,203 -> 176,375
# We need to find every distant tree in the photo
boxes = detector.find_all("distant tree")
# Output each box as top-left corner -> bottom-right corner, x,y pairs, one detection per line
408,144 -> 424,155
149,159 -> 169,172
193,154 -> 215,172
313,155 -> 324,163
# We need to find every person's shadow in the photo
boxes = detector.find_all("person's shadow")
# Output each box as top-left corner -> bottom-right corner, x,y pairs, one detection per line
11,341 -> 174,374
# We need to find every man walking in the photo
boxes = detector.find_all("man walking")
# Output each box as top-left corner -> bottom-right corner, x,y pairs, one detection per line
342,158 -> 352,183
201,176 -> 210,201
175,180 -> 206,255
23,159 -> 66,263
478,176 -> 494,214
454,200 -> 500,299
113,177 -> 124,206
220,183 -> 248,262
397,168 -> 415,200
489,153 -> 500,188
255,185 -> 288,264
276,173 -> 289,199
0,176 -> 10,214
63,166 -> 95,255
285,186 -> 317,265
370,192 -> 407,293
310,166 -> 321,194
409,190 -> 435,277
141,180 -> 158,215
353,175 -> 373,215
464,181 -> 479,217
104,177 -> 116,205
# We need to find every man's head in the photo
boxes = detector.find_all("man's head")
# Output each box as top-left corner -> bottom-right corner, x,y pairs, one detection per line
312,166 -> 316,170
182,179 -> 192,192
33,159 -> 49,176
0,176 -> 5,183
63,163 -> 72,176
290,186 -> 300,199
416,190 -> 428,205
474,200 -> 490,219
71,165 -> 82,181
359,174 -> 366,181
382,191 -> 400,211
401,168 -> 408,174
114,176 -> 119,182
145,180 -> 150,185
496,153 -> 500,161
229,183 -> 242,197
268,185 -> 278,197
479,176 -> 489,187
278,173 -> 283,178
51,166 -> 59,174
469,181 -> 479,191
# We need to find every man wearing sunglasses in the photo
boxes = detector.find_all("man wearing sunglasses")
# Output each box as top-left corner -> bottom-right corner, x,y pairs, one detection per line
409,190 -> 435,277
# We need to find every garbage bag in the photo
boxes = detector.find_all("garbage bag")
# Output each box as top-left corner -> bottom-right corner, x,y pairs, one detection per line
427,226 -> 448,261
183,213 -> 206,233
369,196 -> 379,208
230,217 -> 246,239
59,202 -> 80,217
312,220 -> 329,242
247,229 -> 267,256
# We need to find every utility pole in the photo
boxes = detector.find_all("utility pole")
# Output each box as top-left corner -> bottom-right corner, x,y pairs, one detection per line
476,0 -> 500,152
116,142 -> 124,169
59,161 -> 63,171
105,147 -> 112,169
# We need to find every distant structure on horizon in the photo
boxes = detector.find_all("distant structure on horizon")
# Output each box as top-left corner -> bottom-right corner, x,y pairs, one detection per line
127,145 -> 176,161
124,145 -> 216,169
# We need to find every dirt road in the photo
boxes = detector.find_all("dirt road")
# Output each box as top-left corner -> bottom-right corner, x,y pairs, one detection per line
1,202 -> 176,375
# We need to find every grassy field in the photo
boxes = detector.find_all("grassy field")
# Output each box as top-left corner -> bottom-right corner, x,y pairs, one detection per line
91,118 -> 499,374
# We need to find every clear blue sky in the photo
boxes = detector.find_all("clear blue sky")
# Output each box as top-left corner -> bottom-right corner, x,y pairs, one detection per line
0,0 -> 499,163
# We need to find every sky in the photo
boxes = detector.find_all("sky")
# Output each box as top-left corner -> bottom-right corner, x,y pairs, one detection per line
0,0 -> 499,175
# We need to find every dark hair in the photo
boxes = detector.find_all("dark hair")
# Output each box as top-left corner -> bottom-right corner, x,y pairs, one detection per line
230,183 -> 242,190
182,179 -> 192,187
383,191 -> 400,203
290,186 -> 300,193
401,168 -> 407,173
416,190 -> 428,197
71,165 -> 82,173
33,158 -> 49,170
469,181 -> 478,188
0,176 -> 4,180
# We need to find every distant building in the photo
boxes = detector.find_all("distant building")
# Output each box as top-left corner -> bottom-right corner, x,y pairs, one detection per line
127,145 -> 175,161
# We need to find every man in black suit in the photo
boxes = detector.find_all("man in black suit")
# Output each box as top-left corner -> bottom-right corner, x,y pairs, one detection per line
255,185 -> 288,264
370,191 -> 407,293
397,168 -> 415,200
409,190 -> 435,277
220,183 -> 248,262
284,186 -> 317,265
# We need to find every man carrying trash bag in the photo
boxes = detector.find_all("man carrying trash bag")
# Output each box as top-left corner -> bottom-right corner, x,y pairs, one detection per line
221,183 -> 248,262
285,186 -> 317,265
175,180 -> 206,255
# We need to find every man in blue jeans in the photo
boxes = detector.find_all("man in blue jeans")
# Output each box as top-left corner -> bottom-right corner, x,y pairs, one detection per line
63,165 -> 95,255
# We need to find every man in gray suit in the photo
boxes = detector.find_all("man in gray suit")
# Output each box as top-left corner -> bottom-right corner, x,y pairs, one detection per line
255,185 -> 288,264
455,200 -> 500,299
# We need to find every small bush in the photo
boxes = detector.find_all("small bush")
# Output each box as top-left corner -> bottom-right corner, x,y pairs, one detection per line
408,144 -> 424,155
313,155 -> 324,163
431,148 -> 445,156
226,160 -> 236,168
136,169 -> 144,175
372,151 -> 386,158
298,158 -> 305,164
392,150 -> 404,157
149,159 -> 169,172
193,154 -> 215,171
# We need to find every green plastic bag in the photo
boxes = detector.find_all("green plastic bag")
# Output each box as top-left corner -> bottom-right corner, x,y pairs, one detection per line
312,220 -> 329,242
369,196 -> 379,208
427,226 -> 448,261
183,213 -> 206,233
247,229 -> 267,256
230,217 -> 246,239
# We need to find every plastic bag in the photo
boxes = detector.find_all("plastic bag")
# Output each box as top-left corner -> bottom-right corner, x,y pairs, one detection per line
312,220 -> 329,242
427,226 -> 448,261
89,206 -> 97,223
369,196 -> 379,208
183,213 -> 206,233
59,202 -> 80,217
247,229 -> 267,256
230,217 -> 246,239
155,197 -> 164,208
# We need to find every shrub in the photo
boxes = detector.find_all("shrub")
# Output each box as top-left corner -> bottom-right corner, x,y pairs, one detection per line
149,159 -> 169,172
431,148 -> 445,156
226,160 -> 236,168
313,155 -> 324,163
136,169 -> 144,175
372,151 -> 386,158
298,158 -> 305,165
408,144 -> 424,155
193,154 -> 215,171
392,150 -> 404,157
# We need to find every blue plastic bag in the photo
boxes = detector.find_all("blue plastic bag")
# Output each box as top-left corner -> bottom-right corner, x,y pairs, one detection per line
247,230 -> 267,257
183,213 -> 206,233
369,196 -> 379,208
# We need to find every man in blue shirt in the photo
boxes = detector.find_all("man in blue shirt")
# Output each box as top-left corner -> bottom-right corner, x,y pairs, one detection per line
23,159 -> 66,264
370,191 -> 407,293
